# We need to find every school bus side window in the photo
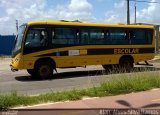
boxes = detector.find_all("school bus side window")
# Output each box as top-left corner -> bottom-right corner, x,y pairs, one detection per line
80,28 -> 89,44
147,29 -> 153,44
129,29 -> 146,44
25,28 -> 48,48
52,27 -> 77,45
89,28 -> 104,44
106,29 -> 129,44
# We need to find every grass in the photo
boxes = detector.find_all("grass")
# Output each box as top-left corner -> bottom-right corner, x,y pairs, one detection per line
0,72 -> 160,110
155,54 -> 160,60
0,56 -> 4,60
156,53 -> 160,56
0,56 -> 11,60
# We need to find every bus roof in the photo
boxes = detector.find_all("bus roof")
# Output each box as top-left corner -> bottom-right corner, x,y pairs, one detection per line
27,20 -> 154,29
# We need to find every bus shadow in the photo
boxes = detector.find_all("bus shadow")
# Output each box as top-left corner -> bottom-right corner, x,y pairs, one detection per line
15,66 -> 160,82
15,69 -> 106,82
116,100 -> 160,109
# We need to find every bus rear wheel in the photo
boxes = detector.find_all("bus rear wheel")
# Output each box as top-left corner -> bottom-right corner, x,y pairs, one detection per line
119,57 -> 133,72
35,61 -> 53,79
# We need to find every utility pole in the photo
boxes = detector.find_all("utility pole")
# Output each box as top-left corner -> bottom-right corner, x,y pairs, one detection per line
155,25 -> 160,54
127,0 -> 130,24
16,20 -> 18,32
134,0 -> 137,24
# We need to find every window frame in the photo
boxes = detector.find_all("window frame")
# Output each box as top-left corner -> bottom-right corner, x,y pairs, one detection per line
50,26 -> 153,46
104,27 -> 130,45
104,27 -> 153,45
51,25 -> 79,48
23,25 -> 51,54
127,28 -> 153,45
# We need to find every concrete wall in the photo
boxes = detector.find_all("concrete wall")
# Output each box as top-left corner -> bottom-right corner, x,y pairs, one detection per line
0,35 -> 15,55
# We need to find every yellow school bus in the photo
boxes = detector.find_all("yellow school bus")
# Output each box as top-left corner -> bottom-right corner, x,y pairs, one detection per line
10,20 -> 155,79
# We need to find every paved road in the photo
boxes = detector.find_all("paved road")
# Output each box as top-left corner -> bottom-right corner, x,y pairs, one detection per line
13,89 -> 160,115
27,89 -> 160,109
0,58 -> 160,95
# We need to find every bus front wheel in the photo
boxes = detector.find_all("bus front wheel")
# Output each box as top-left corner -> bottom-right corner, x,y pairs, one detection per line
35,61 -> 53,79
27,69 -> 36,76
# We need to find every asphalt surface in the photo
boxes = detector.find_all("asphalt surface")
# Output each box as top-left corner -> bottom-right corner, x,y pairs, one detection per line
13,89 -> 160,115
0,58 -> 160,95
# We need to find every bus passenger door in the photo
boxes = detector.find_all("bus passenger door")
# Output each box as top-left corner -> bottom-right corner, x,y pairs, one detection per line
23,26 -> 49,69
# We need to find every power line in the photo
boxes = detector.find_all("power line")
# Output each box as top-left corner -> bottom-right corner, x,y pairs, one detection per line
129,0 -> 160,4
125,0 -> 160,24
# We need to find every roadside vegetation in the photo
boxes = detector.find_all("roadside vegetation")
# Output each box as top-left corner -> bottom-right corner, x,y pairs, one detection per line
0,55 -> 11,59
0,71 -> 160,110
155,54 -> 160,60
0,56 -> 4,60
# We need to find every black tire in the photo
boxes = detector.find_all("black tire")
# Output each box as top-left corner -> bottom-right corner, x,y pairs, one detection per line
27,69 -> 36,76
119,57 -> 133,72
35,61 -> 53,79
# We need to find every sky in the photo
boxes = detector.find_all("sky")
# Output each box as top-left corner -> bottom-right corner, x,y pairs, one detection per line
0,0 -> 160,35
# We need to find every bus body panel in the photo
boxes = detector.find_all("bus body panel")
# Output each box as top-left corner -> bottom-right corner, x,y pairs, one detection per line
21,53 -> 154,70
10,20 -> 155,72
10,53 -> 24,70
20,45 -> 155,69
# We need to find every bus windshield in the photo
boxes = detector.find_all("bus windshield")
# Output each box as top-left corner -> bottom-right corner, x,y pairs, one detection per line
12,24 -> 26,56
